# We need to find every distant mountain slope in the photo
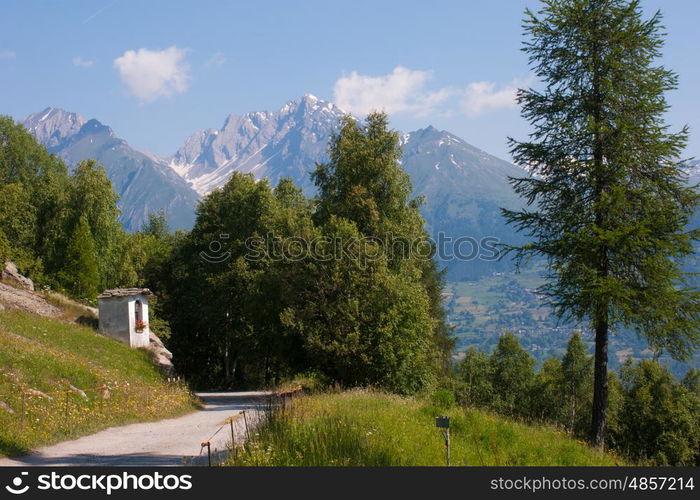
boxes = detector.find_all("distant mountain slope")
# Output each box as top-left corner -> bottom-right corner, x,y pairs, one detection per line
687,159 -> 700,187
683,159 -> 700,286
22,107 -> 86,149
21,108 -> 199,231
170,95 -> 525,279
399,126 -> 526,278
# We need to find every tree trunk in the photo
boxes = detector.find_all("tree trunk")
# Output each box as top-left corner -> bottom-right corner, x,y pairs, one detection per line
567,394 -> 575,433
589,44 -> 608,447
590,315 -> 608,448
224,342 -> 230,384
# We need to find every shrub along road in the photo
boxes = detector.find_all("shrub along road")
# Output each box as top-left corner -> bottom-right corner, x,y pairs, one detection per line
0,392 -> 269,466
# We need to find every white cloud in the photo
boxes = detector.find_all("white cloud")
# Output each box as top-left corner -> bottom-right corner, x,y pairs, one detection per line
460,80 -> 521,117
205,52 -> 226,68
333,66 -> 528,118
72,56 -> 95,68
333,66 -> 448,116
113,46 -> 190,102
0,50 -> 16,60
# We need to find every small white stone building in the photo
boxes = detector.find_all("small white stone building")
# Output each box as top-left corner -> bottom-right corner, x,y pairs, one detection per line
98,288 -> 153,348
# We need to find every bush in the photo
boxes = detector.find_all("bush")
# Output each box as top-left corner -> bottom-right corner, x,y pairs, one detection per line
430,388 -> 456,410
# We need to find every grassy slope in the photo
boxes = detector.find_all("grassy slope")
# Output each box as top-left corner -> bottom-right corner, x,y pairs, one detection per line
450,265 -> 545,322
228,389 -> 623,466
0,310 -> 196,456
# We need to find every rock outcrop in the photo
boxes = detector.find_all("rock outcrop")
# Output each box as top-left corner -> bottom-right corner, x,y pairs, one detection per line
147,331 -> 175,375
0,282 -> 61,317
2,261 -> 34,291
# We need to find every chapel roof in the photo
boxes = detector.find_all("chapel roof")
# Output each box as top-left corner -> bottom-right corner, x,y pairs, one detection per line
98,288 -> 153,299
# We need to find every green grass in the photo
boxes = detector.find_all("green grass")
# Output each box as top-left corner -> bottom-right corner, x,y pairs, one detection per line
41,291 -> 99,326
226,389 -> 623,466
0,310 -> 197,457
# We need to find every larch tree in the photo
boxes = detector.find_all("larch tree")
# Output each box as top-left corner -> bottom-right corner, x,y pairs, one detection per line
503,0 -> 700,447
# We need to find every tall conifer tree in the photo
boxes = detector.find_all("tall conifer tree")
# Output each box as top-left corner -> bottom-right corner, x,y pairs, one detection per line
504,0 -> 700,446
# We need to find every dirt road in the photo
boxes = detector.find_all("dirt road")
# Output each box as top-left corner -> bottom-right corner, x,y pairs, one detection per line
0,392 -> 269,466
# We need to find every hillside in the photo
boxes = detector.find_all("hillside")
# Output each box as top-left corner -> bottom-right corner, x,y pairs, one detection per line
400,125 -> 526,279
445,265 -> 700,379
227,389 -> 622,466
0,308 -> 196,456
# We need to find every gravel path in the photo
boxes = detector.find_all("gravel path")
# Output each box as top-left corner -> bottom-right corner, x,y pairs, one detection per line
0,392 -> 270,466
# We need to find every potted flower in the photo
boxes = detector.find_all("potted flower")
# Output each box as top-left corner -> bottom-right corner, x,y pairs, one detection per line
135,319 -> 148,333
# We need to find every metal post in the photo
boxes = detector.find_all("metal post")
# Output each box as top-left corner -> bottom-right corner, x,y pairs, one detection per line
230,418 -> 236,451
64,391 -> 69,423
201,441 -> 211,466
435,416 -> 450,466
445,428 -> 451,467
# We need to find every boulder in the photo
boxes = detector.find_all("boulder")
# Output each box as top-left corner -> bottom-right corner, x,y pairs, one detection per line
146,331 -> 174,375
84,305 -> 99,317
2,261 -> 34,291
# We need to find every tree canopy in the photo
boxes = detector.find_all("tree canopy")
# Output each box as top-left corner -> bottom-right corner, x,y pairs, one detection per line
161,113 -> 451,393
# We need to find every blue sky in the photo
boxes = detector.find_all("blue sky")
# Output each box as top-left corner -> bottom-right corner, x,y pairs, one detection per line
1,0 -> 698,160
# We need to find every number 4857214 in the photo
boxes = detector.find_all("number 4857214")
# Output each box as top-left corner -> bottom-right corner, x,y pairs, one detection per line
628,477 -> 694,491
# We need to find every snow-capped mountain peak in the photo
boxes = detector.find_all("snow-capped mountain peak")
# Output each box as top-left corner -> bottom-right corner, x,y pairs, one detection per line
22,107 -> 86,150
168,95 -> 347,195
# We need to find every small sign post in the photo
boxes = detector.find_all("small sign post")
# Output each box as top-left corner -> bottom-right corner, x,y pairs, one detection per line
435,416 -> 451,466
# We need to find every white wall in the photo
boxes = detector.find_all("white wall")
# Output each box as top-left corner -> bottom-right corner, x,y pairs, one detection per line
127,297 -> 150,348
98,295 -> 150,348
98,296 -> 130,345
